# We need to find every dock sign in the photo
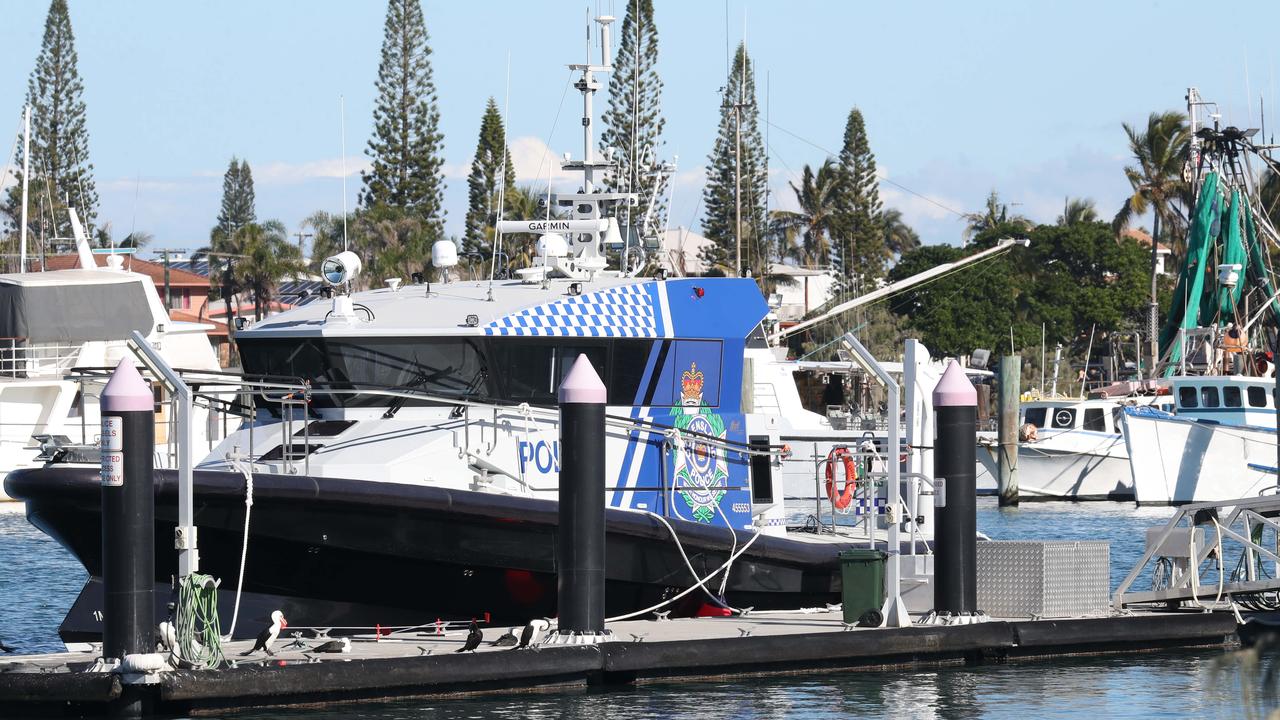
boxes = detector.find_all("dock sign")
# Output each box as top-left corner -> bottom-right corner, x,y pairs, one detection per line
101,416 -> 123,486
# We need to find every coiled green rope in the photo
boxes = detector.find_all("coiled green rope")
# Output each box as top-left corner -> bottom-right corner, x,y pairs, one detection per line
176,573 -> 225,668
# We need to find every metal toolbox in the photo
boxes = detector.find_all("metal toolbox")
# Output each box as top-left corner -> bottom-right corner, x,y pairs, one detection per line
976,540 -> 1110,618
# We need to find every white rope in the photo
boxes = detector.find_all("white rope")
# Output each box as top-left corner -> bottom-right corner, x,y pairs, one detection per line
222,453 -> 254,640
606,512 -> 762,623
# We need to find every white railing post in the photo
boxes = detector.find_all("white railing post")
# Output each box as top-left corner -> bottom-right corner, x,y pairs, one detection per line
128,330 -> 198,579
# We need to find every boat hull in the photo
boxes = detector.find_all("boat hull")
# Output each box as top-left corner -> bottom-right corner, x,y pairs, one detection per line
6,466 -> 867,643
975,432 -> 1133,501
1122,411 -> 1276,505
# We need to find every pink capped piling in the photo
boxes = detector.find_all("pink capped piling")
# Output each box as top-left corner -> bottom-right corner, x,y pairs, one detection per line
101,359 -> 152,413
558,354 -> 607,405
932,360 -> 977,407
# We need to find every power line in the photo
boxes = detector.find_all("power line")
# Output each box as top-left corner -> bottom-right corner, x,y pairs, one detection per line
764,120 -> 968,219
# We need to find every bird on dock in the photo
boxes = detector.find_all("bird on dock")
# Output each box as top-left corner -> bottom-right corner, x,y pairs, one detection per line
456,620 -> 482,653
490,628 -> 519,647
312,637 -> 351,654
239,610 -> 287,657
517,618 -> 551,649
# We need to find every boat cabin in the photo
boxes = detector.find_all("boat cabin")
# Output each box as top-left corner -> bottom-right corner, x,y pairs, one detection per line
1170,375 -> 1275,428
1022,397 -> 1173,435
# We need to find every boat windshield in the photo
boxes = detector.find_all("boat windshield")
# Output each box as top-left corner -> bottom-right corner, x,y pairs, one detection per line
240,337 -> 490,409
238,336 -> 724,410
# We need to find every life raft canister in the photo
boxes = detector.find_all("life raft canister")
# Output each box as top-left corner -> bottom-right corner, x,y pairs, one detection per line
825,446 -> 858,509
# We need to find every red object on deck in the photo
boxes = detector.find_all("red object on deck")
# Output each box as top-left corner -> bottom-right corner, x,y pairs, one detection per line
695,603 -> 732,617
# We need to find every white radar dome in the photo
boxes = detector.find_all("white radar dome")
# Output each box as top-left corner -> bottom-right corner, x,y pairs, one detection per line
432,239 -> 459,268
538,233 -> 569,258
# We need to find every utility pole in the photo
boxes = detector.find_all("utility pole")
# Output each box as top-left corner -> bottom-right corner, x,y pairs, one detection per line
152,248 -> 183,310
293,231 -> 313,258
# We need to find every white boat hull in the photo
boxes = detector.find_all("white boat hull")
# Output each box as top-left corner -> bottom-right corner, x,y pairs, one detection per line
975,431 -> 1132,500
1123,411 -> 1276,505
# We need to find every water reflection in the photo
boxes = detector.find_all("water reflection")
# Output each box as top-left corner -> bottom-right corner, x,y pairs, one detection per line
209,648 -> 1274,720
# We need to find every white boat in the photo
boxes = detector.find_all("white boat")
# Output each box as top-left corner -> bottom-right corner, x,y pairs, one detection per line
0,214 -> 223,500
1122,375 -> 1277,504
977,395 -> 1171,500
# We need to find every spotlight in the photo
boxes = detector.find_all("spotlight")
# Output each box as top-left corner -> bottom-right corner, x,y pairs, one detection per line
465,314 -> 480,327
568,282 -> 583,296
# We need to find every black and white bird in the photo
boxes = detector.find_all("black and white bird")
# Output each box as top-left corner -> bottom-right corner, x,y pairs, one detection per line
456,620 -> 482,653
490,628 -> 518,647
312,637 -> 351,654
239,610 -> 287,657
0,637 -> 13,653
517,618 -> 551,649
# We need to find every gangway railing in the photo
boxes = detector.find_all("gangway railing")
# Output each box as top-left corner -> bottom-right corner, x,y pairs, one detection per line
1114,494 -> 1280,609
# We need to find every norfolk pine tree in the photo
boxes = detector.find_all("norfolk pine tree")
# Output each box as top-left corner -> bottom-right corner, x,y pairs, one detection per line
5,0 -> 99,240
360,0 -> 446,237
600,0 -> 668,233
700,43 -> 767,276
463,98 -> 515,258
215,157 -> 257,236
832,108 -> 885,292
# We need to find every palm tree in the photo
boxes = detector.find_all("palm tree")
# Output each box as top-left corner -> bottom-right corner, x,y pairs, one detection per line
228,221 -> 307,320
963,190 -> 1031,243
1057,197 -> 1098,226
1112,110 -> 1189,375
769,160 -> 841,267
1113,111 -> 1190,250
881,208 -> 920,256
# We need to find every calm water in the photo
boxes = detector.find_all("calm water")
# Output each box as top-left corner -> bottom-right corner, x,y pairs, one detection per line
1,499 -> 1276,718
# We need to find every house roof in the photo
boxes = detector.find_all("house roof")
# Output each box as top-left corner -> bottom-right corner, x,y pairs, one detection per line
1121,228 -> 1171,253
40,254 -> 211,286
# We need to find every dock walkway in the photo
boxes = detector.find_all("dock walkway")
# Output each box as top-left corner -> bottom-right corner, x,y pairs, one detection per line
0,609 -> 1239,715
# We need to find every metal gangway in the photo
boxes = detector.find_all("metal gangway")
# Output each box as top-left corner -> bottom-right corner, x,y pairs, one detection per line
1114,494 -> 1280,610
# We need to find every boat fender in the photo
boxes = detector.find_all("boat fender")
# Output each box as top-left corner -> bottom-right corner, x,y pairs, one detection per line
825,446 -> 858,510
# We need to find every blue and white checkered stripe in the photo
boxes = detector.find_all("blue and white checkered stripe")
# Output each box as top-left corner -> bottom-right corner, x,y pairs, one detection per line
485,283 -> 658,337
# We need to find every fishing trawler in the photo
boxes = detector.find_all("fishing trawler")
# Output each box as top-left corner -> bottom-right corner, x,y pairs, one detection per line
1121,90 -> 1280,505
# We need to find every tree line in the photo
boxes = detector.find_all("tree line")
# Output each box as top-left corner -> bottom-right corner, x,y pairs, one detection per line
4,0 -> 1257,372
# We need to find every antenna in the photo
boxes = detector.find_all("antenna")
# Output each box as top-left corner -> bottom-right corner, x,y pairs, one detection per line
340,94 -> 349,252
19,105 -> 30,274
489,52 -> 514,287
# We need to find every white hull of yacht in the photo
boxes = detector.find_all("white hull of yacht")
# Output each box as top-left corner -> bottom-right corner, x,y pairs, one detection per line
1122,411 -> 1276,504
975,431 -> 1132,500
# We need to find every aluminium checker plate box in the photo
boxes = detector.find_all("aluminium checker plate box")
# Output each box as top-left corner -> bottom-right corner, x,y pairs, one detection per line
976,540 -> 1110,618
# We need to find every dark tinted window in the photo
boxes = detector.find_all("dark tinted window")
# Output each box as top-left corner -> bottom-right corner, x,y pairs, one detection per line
1179,386 -> 1198,408
1050,407 -> 1076,429
1224,386 -> 1242,408
239,337 -> 489,409
1249,386 -> 1268,407
1201,386 -> 1219,408
241,335 -> 723,409
1083,408 -> 1106,432
1023,407 -> 1046,428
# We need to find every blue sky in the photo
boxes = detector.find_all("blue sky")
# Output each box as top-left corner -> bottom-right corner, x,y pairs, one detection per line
1,0 -> 1276,256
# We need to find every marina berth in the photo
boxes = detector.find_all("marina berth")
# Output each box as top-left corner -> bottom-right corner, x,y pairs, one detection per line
976,394 -> 1172,501
6,12 -> 946,643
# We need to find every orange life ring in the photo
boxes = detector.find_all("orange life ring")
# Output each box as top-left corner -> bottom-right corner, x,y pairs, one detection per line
825,447 -> 858,510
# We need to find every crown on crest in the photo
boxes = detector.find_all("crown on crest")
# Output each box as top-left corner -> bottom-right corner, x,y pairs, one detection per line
681,362 -> 704,402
